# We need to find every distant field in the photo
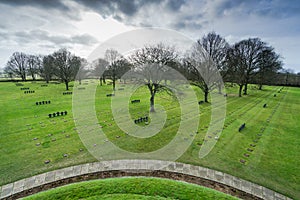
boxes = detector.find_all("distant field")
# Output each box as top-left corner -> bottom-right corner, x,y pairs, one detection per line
0,81 -> 299,199
23,177 -> 237,200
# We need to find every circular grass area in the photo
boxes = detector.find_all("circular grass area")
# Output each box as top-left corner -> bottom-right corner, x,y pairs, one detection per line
23,177 -> 238,200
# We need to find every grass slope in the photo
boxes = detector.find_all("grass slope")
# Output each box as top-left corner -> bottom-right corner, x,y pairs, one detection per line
23,177 -> 237,200
0,81 -> 299,199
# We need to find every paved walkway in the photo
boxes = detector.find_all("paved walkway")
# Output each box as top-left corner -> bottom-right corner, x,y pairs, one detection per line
0,160 -> 291,200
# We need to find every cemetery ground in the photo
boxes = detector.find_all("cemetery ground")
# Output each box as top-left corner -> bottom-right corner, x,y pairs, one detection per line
23,177 -> 237,200
0,80 -> 299,199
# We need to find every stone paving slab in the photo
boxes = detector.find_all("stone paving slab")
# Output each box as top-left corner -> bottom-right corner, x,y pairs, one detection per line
44,171 -> 55,184
0,160 -> 292,200
0,183 -> 13,199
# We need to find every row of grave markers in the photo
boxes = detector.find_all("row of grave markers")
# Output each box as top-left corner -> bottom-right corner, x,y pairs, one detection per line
134,116 -> 149,124
48,111 -> 68,118
36,100 -> 51,105
240,88 -> 286,164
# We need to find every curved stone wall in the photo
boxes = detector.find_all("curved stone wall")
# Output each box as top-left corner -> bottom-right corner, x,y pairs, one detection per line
0,160 -> 291,200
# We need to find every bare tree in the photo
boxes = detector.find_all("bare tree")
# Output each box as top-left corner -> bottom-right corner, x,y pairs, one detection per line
27,55 -> 39,80
199,32 -> 229,94
226,38 -> 265,96
256,46 -> 282,89
105,49 -> 128,91
52,48 -> 81,90
93,58 -> 109,86
39,55 -> 54,83
5,52 -> 28,81
129,43 -> 178,112
76,58 -> 90,85
184,42 -> 219,102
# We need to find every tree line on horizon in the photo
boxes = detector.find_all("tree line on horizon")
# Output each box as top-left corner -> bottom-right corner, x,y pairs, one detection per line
3,32 -> 299,107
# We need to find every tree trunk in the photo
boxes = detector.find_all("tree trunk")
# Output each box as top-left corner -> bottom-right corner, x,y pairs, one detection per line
112,76 -> 116,91
243,83 -> 248,95
65,81 -> 69,90
31,74 -> 35,81
103,75 -> 106,84
150,94 -> 155,112
21,74 -> 26,81
239,85 -> 243,97
99,77 -> 102,86
218,83 -> 222,94
258,84 -> 262,90
204,91 -> 209,102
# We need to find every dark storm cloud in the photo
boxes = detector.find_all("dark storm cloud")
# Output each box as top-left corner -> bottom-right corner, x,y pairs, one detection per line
74,0 -> 186,18
172,21 -> 203,30
215,0 -> 300,18
166,0 -> 186,11
253,0 -> 300,18
12,29 -> 98,46
0,0 -> 70,11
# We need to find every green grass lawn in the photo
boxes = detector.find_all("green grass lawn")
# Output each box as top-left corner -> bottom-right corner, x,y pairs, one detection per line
0,80 -> 299,199
23,177 -> 237,200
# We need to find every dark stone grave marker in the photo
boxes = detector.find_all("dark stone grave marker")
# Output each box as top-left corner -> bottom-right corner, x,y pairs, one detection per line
198,100 -> 204,105
263,103 -> 267,108
131,99 -> 140,103
238,123 -> 246,132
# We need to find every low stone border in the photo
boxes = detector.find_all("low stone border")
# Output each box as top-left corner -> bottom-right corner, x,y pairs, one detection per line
0,160 -> 292,200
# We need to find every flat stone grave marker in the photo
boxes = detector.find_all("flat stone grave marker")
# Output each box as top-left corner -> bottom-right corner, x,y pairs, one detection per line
240,159 -> 246,164
44,160 -> 50,164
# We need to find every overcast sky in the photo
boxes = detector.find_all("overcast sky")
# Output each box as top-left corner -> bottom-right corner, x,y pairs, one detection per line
0,0 -> 299,72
